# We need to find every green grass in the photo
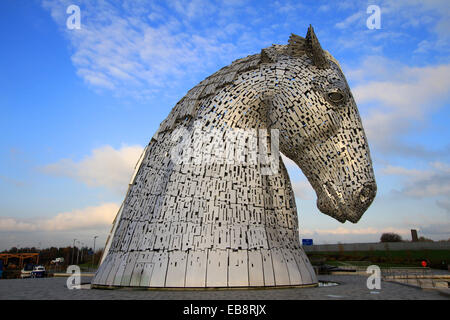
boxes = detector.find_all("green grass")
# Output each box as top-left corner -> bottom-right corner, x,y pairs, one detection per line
306,249 -> 450,269
76,262 -> 98,272
324,260 -> 419,268
327,261 -> 372,267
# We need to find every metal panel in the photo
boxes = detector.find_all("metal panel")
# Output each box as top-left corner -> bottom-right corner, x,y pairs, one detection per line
129,261 -> 145,287
130,251 -> 154,287
261,249 -> 275,286
282,248 -> 302,285
120,251 -> 139,286
228,250 -> 249,287
292,249 -> 312,284
93,253 -> 113,285
248,250 -> 264,286
140,262 -> 155,287
300,248 -> 318,283
105,252 -> 124,286
165,251 -> 187,287
185,250 -> 207,287
149,251 -> 169,287
206,249 -> 228,287
271,248 -> 290,286
112,252 -> 129,286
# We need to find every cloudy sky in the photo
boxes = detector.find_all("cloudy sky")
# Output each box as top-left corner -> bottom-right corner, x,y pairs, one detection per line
1,0 -> 449,250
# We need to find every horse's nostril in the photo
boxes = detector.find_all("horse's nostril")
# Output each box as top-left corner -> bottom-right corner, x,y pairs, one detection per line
359,185 -> 374,204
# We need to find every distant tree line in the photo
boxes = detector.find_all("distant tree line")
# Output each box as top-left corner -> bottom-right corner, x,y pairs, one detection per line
380,233 -> 403,242
380,233 -> 449,243
1,246 -> 104,269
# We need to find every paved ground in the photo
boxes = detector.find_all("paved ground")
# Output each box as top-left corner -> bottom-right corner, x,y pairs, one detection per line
0,275 -> 448,300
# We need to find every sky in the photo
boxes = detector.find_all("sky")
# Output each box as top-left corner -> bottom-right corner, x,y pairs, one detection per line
1,0 -> 449,250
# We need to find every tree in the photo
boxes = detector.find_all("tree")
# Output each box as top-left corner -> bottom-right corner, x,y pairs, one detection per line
418,236 -> 433,242
380,233 -> 402,242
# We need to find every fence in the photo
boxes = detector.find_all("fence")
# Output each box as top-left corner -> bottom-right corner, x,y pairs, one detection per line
303,241 -> 450,252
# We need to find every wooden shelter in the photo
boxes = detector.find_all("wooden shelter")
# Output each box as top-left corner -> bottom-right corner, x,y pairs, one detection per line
0,253 -> 39,268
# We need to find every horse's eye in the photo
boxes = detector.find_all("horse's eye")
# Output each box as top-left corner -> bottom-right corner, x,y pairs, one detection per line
328,92 -> 344,103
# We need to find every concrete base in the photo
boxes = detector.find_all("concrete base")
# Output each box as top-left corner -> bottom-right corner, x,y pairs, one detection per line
91,282 -> 319,291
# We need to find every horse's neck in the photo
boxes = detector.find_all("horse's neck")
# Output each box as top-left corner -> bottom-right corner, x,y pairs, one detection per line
132,129 -> 296,214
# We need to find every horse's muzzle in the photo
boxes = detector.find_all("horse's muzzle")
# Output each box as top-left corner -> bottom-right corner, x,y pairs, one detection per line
348,182 -> 377,223
317,181 -> 377,223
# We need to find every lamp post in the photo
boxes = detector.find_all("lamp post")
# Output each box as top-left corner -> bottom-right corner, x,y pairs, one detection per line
71,239 -> 77,265
92,236 -> 98,271
76,241 -> 80,265
80,243 -> 83,264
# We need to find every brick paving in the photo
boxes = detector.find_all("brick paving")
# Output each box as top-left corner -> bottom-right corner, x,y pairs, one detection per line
0,275 -> 448,300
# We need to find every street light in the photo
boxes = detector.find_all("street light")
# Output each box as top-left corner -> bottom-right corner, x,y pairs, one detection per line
80,243 -> 83,264
79,242 -> 85,265
76,241 -> 81,265
71,239 -> 77,264
92,236 -> 98,271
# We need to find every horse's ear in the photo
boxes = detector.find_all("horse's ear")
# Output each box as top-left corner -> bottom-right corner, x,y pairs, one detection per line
305,25 -> 330,69
287,33 -> 306,57
260,48 -> 274,64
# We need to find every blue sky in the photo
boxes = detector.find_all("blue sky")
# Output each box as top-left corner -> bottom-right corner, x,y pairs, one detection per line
1,0 -> 449,250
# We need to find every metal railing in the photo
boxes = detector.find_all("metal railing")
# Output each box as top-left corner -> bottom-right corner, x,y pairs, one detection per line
382,268 -> 449,289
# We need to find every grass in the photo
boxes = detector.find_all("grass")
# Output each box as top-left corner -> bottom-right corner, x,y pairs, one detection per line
306,249 -> 450,269
76,262 -> 98,272
324,260 -> 420,268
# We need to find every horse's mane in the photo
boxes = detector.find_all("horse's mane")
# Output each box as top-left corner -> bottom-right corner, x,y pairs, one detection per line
156,32 -> 341,136
156,52 -> 262,135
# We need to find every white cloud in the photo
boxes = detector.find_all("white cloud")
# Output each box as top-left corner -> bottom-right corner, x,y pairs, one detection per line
0,175 -> 25,187
301,226 -> 411,236
40,0 -> 450,101
381,162 -> 450,210
335,11 -> 364,29
379,0 -> 450,53
291,180 -> 314,200
41,145 -> 144,194
354,63 -> 450,115
436,199 -> 450,213
420,222 -> 450,237
0,202 -> 118,232
299,218 -> 450,243
41,0 -> 249,99
318,5 -> 330,12
325,1 -> 450,58
349,58 -> 450,155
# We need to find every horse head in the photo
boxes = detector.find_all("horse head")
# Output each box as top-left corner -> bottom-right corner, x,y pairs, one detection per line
260,26 -> 376,223
94,25 -> 377,289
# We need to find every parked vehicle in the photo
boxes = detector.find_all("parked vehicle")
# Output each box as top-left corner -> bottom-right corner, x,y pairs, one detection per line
51,257 -> 64,264
0,260 -> 3,279
31,265 -> 46,278
20,263 -> 34,278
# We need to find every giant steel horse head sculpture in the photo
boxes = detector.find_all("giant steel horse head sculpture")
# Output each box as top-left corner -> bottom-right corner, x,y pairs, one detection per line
92,26 -> 376,289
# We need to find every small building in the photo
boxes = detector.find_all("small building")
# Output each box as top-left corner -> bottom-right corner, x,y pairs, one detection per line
411,229 -> 419,242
